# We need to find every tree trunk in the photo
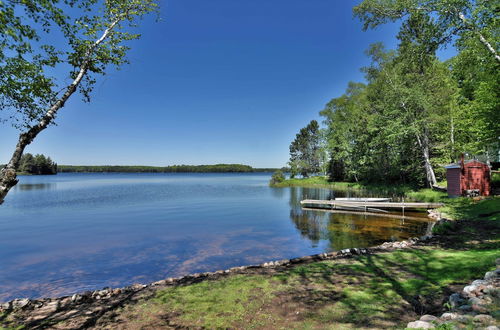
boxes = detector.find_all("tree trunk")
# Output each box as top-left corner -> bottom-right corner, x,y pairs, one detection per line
416,132 -> 437,188
0,17 -> 121,205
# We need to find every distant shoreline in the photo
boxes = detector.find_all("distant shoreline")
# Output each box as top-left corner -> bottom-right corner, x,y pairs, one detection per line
56,164 -> 279,173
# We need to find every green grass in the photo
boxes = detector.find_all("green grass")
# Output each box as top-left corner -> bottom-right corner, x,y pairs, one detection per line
406,189 -> 448,202
154,275 -> 282,328
270,176 -> 449,202
270,176 -> 415,195
141,241 -> 499,329
440,197 -> 500,221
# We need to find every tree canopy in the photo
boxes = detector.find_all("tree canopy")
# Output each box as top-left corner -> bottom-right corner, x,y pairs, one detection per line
289,120 -> 323,178
0,0 -> 158,204
292,0 -> 499,187
18,153 -> 57,175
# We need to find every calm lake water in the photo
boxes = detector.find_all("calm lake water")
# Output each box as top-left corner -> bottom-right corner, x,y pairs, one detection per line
0,173 -> 433,301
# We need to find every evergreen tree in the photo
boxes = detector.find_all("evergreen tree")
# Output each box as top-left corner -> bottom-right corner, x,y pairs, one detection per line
289,120 -> 322,178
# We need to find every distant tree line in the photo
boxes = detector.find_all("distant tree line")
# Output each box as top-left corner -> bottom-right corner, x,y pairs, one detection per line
58,164 -> 277,173
286,0 -> 499,187
17,154 -> 57,175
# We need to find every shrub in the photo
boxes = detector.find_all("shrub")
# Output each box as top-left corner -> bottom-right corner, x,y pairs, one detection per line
270,170 -> 286,185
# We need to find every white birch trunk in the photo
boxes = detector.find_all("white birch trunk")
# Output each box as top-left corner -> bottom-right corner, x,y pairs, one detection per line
458,12 -> 500,63
0,18 -> 121,205
416,133 -> 438,188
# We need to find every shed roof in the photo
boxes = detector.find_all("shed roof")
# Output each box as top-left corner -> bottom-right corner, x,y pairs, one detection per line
444,159 -> 489,169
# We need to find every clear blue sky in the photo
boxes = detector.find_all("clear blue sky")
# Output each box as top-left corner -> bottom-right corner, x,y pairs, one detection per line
0,0 -> 454,168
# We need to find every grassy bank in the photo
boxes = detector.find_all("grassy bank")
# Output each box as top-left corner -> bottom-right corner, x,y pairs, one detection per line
271,176 -> 416,195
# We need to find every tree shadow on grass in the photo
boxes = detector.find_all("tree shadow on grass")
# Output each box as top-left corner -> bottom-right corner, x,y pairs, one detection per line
276,238 -> 499,328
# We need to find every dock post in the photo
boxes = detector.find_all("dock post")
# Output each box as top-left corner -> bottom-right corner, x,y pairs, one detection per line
402,197 -> 405,216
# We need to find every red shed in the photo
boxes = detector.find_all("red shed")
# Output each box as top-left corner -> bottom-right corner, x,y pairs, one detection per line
445,159 -> 491,197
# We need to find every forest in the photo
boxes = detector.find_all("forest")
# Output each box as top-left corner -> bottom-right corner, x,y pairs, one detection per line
17,153 -> 57,175
288,0 -> 499,188
58,164 -> 275,173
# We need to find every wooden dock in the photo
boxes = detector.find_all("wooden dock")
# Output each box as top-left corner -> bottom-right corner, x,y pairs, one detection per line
301,207 -> 433,221
300,199 -> 443,212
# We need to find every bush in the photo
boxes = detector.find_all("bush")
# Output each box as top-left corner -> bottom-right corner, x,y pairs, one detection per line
432,221 -> 455,235
270,170 -> 286,185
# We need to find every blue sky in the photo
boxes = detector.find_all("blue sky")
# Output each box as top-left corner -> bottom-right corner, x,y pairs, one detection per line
0,0 -> 454,168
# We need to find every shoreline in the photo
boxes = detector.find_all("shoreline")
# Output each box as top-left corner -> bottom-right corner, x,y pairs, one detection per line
2,214 -> 499,329
1,209 -> 440,305
0,232 -> 435,328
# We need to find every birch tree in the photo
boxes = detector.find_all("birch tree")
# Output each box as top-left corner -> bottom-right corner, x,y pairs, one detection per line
354,0 -> 500,63
0,0 -> 158,204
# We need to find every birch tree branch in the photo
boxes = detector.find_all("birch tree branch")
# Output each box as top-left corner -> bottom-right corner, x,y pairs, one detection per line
0,16 -> 122,204
458,12 -> 500,63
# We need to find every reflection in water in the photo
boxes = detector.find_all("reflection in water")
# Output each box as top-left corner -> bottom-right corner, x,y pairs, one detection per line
269,186 -> 286,199
15,183 -> 56,191
288,186 -> 432,251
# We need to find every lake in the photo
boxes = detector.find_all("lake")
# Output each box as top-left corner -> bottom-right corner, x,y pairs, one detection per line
0,173 -> 433,301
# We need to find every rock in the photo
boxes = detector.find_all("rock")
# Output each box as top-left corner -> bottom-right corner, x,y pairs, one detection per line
12,298 -> 30,309
59,297 -> 72,308
495,258 -> 500,266
469,297 -> 489,313
485,326 -> 499,330
71,294 -> 82,302
420,314 -> 439,322
0,301 -> 12,311
458,304 -> 472,312
484,269 -> 500,281
30,300 -> 59,320
99,289 -> 110,296
463,284 -> 479,297
473,314 -> 494,325
81,291 -> 92,298
448,293 -> 465,309
455,314 -> 472,324
407,320 -> 435,329
441,312 -> 459,320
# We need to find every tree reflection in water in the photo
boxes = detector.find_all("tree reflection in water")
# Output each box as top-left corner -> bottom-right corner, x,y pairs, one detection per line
288,186 -> 433,251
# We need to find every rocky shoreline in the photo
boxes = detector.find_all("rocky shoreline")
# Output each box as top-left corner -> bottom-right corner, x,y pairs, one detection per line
406,258 -> 500,329
1,233 -> 431,329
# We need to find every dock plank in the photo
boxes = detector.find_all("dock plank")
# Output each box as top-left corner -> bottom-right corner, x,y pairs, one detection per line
300,199 -> 443,210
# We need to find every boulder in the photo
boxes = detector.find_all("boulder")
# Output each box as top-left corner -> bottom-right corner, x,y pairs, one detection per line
484,269 -> 500,281
448,293 -> 465,309
485,326 -> 499,330
12,298 -> 30,309
420,315 -> 439,322
473,314 -> 494,325
440,312 -> 459,320
407,320 -> 435,329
